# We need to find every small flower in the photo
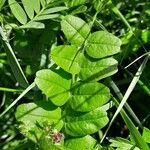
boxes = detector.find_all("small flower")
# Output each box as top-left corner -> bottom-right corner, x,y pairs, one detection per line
52,131 -> 64,143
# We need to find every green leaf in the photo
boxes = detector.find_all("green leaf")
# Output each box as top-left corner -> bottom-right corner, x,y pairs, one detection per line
15,101 -> 62,142
112,98 -> 150,150
0,0 -> 6,10
42,6 -> 68,14
70,5 -> 87,15
0,26 -> 29,88
65,135 -> 97,150
8,0 -> 27,24
142,127 -> 150,143
79,54 -> 118,81
40,0 -> 46,7
32,0 -> 40,13
64,108 -> 109,136
39,134 -> 64,150
109,137 -> 140,150
21,0 -> 34,19
35,69 -> 72,106
92,0 -> 108,12
51,45 -> 80,74
61,15 -> 91,45
65,0 -> 86,7
34,14 -> 60,21
69,82 -> 110,112
20,21 -> 45,29
16,101 -> 62,126
85,31 -> 121,58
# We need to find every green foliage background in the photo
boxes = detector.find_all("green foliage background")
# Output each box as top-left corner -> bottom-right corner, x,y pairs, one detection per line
0,0 -> 150,149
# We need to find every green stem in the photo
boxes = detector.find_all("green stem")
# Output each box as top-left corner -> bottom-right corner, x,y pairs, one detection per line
0,87 -> 23,92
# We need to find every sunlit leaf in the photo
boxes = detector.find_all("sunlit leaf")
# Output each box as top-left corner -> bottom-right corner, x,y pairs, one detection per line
20,21 -> 45,29
69,82 -> 110,112
35,69 -> 72,106
142,127 -> 150,143
51,45 -> 80,74
85,31 -> 121,58
32,0 -> 40,13
22,0 -> 34,19
65,135 -> 97,150
109,137 -> 140,150
9,0 -> 27,24
64,107 -> 109,136
42,6 -> 68,14
34,14 -> 60,21
61,15 -> 91,45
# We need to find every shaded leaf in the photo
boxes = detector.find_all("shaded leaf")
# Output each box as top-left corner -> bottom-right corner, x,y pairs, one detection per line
35,69 -> 72,106
64,108 -> 109,136
0,26 -> 29,88
85,31 -> 121,58
113,98 -> 150,150
9,0 -> 27,24
0,0 -> 6,11
51,45 -> 80,74
61,15 -> 91,45
69,82 -> 110,112
79,54 -> 118,81
70,5 -> 87,15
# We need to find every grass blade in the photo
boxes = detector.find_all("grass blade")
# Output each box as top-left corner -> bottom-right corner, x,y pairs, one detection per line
0,82 -> 35,118
0,26 -> 29,88
106,77 -> 142,129
101,55 -> 149,143
112,97 -> 149,150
